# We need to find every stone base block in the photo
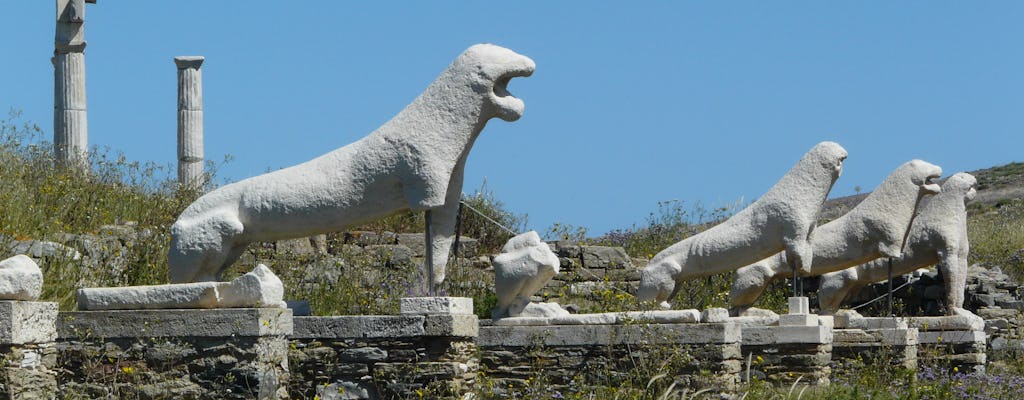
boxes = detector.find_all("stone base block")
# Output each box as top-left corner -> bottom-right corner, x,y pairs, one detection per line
290,315 -> 479,399
832,328 -> 918,369
741,324 -> 833,385
0,301 -> 58,399
479,322 -> 741,396
0,301 -> 57,345
916,329 -> 987,373
57,308 -> 292,399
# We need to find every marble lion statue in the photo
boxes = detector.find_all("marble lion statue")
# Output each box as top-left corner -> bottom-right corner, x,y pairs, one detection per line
637,141 -> 848,307
168,44 -> 535,283
729,160 -> 943,315
817,172 -> 977,316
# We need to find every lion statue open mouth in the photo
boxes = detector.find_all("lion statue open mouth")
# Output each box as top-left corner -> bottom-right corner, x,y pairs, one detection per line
169,44 -> 534,284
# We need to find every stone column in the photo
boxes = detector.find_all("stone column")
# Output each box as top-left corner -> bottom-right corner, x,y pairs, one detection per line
54,0 -> 91,168
175,56 -> 205,190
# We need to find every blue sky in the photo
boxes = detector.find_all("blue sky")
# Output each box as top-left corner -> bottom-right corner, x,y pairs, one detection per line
2,2 -> 1022,236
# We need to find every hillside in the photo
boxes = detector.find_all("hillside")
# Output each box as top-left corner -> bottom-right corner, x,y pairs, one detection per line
820,162 -> 1024,220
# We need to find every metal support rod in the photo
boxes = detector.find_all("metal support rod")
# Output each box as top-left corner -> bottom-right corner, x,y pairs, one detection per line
452,202 -> 464,265
887,257 -> 894,316
424,210 -> 435,296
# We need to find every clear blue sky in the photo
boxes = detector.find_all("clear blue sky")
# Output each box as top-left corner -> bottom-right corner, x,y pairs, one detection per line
2,2 -> 1022,236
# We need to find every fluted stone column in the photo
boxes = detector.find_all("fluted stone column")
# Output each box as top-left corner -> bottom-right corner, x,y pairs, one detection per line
175,56 -> 205,190
54,0 -> 91,168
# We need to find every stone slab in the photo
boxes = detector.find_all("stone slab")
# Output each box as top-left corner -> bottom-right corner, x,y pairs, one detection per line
834,328 -> 918,346
838,316 -> 909,330
76,264 -> 285,310
480,322 -> 740,347
492,316 -> 550,326
400,297 -> 473,315
909,315 -> 984,332
618,309 -> 700,324
549,313 -> 618,325
0,301 -> 57,345
741,324 -> 832,345
917,330 -> 986,345
58,308 -> 292,339
292,315 -> 425,339
779,313 -> 817,327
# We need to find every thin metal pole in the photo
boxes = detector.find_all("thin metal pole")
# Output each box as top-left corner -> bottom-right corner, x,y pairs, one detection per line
887,257 -> 894,316
452,202 -> 464,265
424,210 -> 435,296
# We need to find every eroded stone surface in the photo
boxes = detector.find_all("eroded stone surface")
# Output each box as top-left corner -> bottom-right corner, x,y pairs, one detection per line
730,160 -> 943,313
818,173 -> 977,315
168,44 -> 535,286
491,231 -> 563,318
400,297 -> 473,315
77,264 -> 285,310
0,255 -> 43,301
639,142 -> 848,306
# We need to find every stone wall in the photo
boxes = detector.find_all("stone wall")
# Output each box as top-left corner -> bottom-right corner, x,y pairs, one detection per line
478,322 -> 741,397
56,309 -> 292,399
289,313 -> 478,399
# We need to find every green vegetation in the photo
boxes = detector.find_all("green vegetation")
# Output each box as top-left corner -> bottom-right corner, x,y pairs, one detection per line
4,111 -> 1024,398
968,198 -> 1024,282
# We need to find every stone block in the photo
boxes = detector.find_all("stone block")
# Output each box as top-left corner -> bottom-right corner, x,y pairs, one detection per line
917,330 -> 985,345
292,316 -> 426,339
423,314 -> 478,337
742,325 -> 832,345
788,297 -> 810,314
480,322 -> 741,347
58,308 -> 292,339
910,315 -> 984,332
395,233 -> 427,256
779,314 -> 817,327
846,316 -> 909,330
0,301 -> 57,345
580,246 -> 633,269
701,308 -> 730,323
400,297 -> 473,315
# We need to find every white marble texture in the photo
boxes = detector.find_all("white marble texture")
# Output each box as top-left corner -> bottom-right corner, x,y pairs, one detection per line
638,142 -> 848,307
730,160 -> 943,315
818,173 -> 977,315
168,44 -> 535,284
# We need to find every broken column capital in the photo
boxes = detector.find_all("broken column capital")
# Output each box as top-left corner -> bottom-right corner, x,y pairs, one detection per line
174,56 -> 205,70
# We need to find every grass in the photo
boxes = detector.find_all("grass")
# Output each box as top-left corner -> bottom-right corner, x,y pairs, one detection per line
5,111 -> 1024,398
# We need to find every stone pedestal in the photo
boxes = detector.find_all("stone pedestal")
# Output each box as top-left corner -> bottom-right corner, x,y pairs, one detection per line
289,297 -> 478,399
0,301 -> 59,399
57,308 -> 292,399
740,297 -> 832,385
911,316 -> 987,373
832,317 -> 918,369
479,321 -> 741,396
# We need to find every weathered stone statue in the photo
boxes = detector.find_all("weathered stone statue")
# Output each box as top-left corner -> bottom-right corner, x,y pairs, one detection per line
491,231 -> 565,319
729,160 -> 943,315
169,44 -> 535,284
817,172 -> 976,315
637,142 -> 848,307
